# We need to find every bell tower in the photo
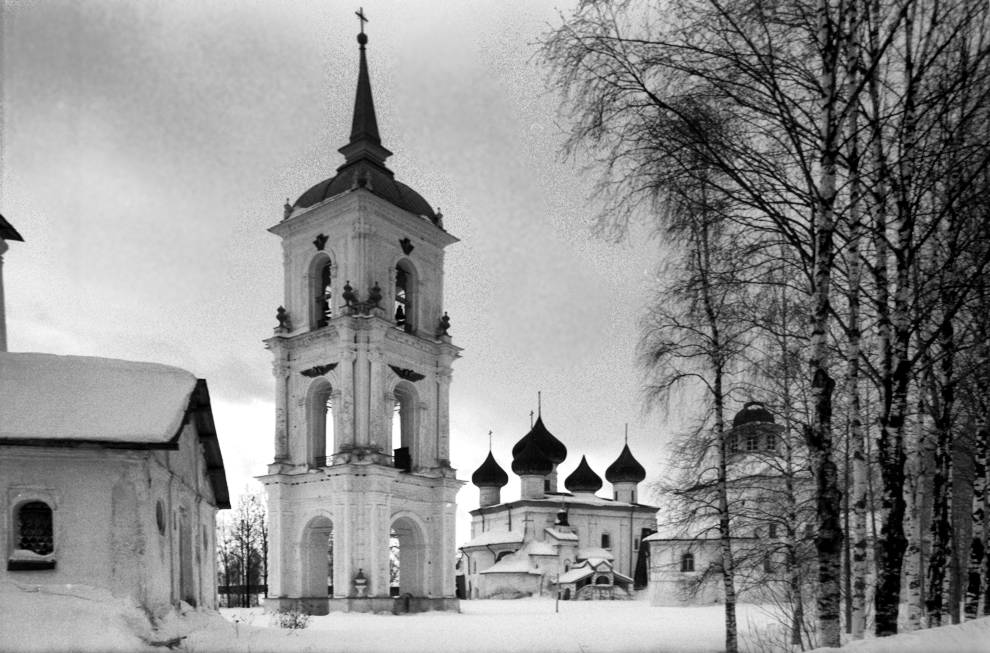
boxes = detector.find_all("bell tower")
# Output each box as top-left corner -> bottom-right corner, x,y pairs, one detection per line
259,19 -> 462,614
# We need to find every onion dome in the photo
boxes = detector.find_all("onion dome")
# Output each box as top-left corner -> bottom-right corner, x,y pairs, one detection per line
564,456 -> 603,494
511,434 -> 553,476
472,451 -> 509,488
605,443 -> 646,484
511,417 -> 567,465
732,401 -> 775,427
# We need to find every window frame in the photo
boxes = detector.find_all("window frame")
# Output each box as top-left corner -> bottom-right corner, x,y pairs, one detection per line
680,552 -> 695,573
8,498 -> 57,571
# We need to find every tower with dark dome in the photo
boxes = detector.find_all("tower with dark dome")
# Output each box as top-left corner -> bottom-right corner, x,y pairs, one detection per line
258,22 -> 462,614
472,450 -> 509,508
605,442 -> 647,504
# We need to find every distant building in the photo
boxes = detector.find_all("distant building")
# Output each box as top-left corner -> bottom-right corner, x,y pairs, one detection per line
462,415 -> 657,600
0,352 -> 230,616
646,402 -> 808,606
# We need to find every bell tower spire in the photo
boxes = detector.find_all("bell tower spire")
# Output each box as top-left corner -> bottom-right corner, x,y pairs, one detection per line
339,9 -> 393,169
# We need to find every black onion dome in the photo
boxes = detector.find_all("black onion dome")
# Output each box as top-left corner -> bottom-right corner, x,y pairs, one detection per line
564,456 -> 603,494
472,451 -> 509,488
510,417 -> 567,465
511,434 -> 553,476
605,443 -> 647,484
293,163 -> 439,224
732,401 -> 775,427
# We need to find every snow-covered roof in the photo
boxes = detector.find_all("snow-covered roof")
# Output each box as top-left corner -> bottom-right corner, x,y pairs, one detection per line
0,353 -> 196,444
523,540 -> 557,556
0,352 -> 230,509
479,554 -> 541,575
545,527 -> 579,542
577,547 -> 614,561
471,491 -> 657,514
461,529 -> 525,549
557,566 -> 595,584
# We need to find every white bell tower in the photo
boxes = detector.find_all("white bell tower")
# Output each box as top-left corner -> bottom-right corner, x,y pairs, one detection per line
259,20 -> 462,614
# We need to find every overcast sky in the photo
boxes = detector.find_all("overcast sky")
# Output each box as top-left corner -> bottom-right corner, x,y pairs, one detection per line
1,0 -> 680,542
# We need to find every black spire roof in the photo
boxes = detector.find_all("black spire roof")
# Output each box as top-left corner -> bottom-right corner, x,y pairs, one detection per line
564,455 -> 603,494
732,401 -> 775,427
511,416 -> 567,466
0,215 -> 23,242
291,29 -> 440,224
511,434 -> 553,476
605,443 -> 646,484
472,451 -> 509,488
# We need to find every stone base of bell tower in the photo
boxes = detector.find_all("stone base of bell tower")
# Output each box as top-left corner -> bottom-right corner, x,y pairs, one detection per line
265,596 -> 459,615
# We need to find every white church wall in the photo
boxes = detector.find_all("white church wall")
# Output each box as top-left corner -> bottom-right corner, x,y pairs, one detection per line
1,421 -> 221,616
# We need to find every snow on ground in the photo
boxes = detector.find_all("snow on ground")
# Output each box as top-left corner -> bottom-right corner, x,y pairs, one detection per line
809,617 -> 990,653
4,581 -> 989,653
194,600 -> 781,653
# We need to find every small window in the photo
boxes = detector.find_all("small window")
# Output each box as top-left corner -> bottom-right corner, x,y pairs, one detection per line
633,538 -> 639,551
680,553 -> 695,572
728,433 -> 739,453
601,533 -> 611,549
544,479 -> 550,492
745,432 -> 760,452
9,501 -> 55,571
763,557 -> 773,573
768,523 -> 777,538
17,502 -> 53,555
156,500 -> 166,535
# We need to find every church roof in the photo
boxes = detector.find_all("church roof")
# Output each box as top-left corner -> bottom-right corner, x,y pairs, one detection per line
0,214 -> 23,241
0,352 -> 230,508
461,529 -> 525,549
604,443 -> 646,484
291,30 -> 440,225
732,401 -> 775,427
471,451 -> 509,488
511,416 -> 567,466
564,455 -> 603,494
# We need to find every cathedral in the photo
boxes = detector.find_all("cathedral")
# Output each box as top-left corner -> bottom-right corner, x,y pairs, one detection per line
257,24 -> 461,614
462,415 -> 657,600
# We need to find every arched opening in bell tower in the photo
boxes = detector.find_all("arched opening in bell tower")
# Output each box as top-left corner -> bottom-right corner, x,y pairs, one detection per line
307,379 -> 334,467
391,381 -> 417,471
390,516 -> 427,596
301,516 -> 334,598
309,254 -> 333,330
393,260 -> 417,333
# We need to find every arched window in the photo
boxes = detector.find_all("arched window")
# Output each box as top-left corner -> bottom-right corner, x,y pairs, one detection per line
601,533 -> 611,549
310,255 -> 333,329
680,552 -> 695,572
16,502 -> 53,555
394,261 -> 416,333
392,383 -> 417,471
595,575 -> 610,585
308,381 -> 334,467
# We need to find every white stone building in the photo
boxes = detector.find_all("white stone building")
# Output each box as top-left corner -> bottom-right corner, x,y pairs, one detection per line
462,416 -> 657,600
0,352 -> 230,616
646,402 -> 808,606
258,28 -> 461,614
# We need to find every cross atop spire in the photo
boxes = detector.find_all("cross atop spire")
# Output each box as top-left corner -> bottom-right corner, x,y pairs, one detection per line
355,7 -> 368,36
338,7 -> 392,168
537,391 -> 542,416
488,430 -> 493,451
624,423 -> 629,444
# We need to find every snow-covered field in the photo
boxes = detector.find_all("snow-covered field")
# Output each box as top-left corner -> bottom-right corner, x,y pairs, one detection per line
3,581 -> 990,652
